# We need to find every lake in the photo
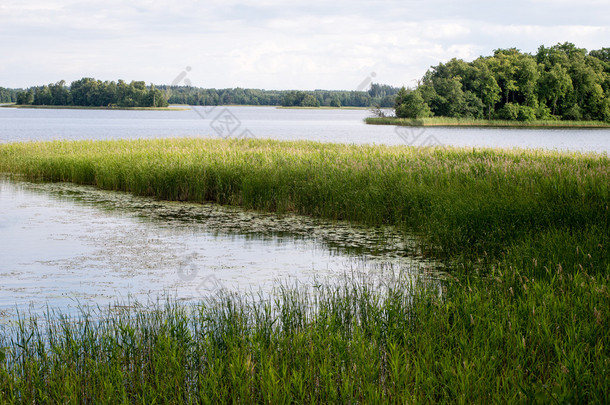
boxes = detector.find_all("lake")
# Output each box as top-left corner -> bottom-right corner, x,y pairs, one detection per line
1,106 -> 609,153
0,105 -> 607,318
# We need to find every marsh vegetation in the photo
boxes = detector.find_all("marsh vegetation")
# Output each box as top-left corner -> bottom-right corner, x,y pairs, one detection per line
0,138 -> 608,402
366,116 -> 610,128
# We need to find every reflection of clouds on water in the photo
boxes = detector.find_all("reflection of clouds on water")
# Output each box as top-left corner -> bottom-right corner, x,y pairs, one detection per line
0,178 -> 443,318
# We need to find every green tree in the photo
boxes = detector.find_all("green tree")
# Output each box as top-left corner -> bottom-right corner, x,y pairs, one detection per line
429,77 -> 466,117
16,89 -> 34,105
589,47 -> 610,76
497,102 -> 520,120
146,84 -> 168,107
538,64 -> 573,116
462,91 -> 485,118
515,54 -> 539,107
301,94 -> 320,107
490,48 -> 520,104
394,87 -> 431,118
590,47 -> 610,63
49,80 -> 70,105
473,58 -> 502,119
33,85 -> 52,105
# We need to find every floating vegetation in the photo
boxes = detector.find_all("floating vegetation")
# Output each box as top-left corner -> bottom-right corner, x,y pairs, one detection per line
1,178 -> 440,320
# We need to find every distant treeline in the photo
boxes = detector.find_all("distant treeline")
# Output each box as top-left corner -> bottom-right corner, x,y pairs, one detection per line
12,80 -> 400,108
15,78 -> 169,107
0,87 -> 19,103
395,42 -> 610,121
158,83 -> 400,107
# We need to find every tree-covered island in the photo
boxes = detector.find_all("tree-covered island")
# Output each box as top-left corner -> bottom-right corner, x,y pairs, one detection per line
14,78 -> 169,108
387,42 -> 610,124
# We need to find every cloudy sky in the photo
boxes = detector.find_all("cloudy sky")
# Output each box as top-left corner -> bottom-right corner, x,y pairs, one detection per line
1,0 -> 609,90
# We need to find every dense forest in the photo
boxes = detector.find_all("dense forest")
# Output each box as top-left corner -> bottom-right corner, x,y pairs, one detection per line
13,80 -> 399,108
395,43 -> 610,121
158,83 -> 399,107
0,87 -> 19,103
15,78 -> 169,107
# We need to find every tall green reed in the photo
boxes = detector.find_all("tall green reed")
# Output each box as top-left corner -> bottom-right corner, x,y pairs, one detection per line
1,138 -> 607,266
0,138 -> 608,402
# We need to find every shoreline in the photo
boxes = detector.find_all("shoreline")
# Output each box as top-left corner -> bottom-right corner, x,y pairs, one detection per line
365,116 -> 610,129
1,104 -> 370,111
1,104 -> 189,111
276,106 -> 370,110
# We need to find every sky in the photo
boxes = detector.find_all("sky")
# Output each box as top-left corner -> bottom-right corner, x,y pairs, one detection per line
1,0 -> 609,90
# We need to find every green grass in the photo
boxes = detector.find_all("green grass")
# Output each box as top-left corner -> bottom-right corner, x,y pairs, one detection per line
366,116 -> 610,128
0,138 -> 608,402
1,269 -> 607,403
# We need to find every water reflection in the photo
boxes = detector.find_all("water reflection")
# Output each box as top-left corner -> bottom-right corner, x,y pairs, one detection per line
0,178 -> 442,319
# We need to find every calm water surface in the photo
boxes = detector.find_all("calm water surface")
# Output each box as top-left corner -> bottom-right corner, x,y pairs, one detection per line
0,178 -> 439,319
1,106 -> 609,153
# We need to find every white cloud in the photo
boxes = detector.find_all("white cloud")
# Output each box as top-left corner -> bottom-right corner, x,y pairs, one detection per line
0,0 -> 608,89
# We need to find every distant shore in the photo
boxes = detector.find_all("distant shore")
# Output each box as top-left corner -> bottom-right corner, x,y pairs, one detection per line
365,116 -> 610,128
1,103 -> 371,111
276,106 -> 370,110
1,104 -> 189,111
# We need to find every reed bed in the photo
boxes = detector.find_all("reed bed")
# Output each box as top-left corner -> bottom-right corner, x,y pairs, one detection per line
0,138 -> 607,260
1,271 -> 607,404
0,138 -> 608,402
366,116 -> 610,128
